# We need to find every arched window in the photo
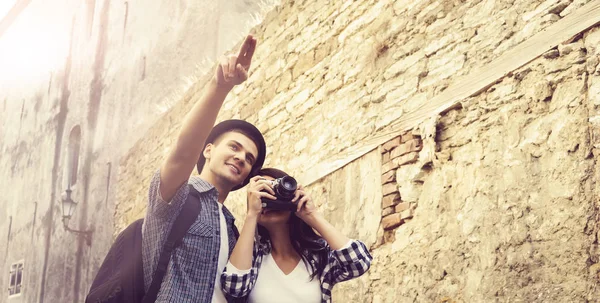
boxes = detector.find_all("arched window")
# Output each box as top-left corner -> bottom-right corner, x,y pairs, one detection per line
68,126 -> 81,187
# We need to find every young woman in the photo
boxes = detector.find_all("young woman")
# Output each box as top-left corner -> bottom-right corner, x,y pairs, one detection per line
221,168 -> 372,303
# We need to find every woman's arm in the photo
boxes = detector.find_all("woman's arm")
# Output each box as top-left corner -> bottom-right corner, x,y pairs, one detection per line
293,184 -> 349,249
300,212 -> 349,250
293,185 -> 373,284
221,176 -> 276,297
228,176 -> 275,269
326,240 -> 372,284
221,240 -> 264,298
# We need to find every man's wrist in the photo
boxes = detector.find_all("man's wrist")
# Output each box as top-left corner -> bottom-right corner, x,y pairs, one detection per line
210,77 -> 234,93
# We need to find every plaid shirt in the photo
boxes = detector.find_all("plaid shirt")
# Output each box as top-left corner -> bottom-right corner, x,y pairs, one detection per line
142,170 -> 240,302
221,236 -> 372,303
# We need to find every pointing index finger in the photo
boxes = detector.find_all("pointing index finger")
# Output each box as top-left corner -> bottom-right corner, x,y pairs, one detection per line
238,35 -> 255,59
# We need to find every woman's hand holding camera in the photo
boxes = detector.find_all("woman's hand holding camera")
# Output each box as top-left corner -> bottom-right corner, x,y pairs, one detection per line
292,184 -> 350,249
293,185 -> 320,223
246,176 -> 276,217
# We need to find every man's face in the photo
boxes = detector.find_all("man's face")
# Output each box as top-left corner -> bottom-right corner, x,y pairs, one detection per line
203,131 -> 259,188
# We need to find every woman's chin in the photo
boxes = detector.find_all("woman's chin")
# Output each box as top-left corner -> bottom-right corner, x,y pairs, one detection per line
258,210 -> 290,225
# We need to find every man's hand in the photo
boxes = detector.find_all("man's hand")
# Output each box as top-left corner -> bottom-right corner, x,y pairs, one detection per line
215,35 -> 257,88
246,176 -> 276,217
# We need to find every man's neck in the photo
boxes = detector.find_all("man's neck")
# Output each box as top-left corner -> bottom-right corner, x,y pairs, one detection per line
198,172 -> 230,203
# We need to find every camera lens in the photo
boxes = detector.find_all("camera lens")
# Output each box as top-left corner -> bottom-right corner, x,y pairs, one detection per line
274,176 -> 297,200
281,176 -> 296,191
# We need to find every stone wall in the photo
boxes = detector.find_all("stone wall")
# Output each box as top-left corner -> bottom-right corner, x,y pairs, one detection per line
115,0 -> 600,302
367,35 -> 600,301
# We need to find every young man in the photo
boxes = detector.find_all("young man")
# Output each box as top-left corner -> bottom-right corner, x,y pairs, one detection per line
142,35 -> 265,302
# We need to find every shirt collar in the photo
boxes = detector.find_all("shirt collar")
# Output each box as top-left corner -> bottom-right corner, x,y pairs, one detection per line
189,176 -> 216,193
189,176 -> 238,223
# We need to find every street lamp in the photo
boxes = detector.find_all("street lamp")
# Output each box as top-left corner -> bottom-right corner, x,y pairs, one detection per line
61,187 -> 93,245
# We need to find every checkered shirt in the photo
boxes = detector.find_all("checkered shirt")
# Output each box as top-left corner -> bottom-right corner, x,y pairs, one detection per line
142,170 -> 240,302
220,236 -> 372,303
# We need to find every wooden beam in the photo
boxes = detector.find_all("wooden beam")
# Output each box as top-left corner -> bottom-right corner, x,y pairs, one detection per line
299,0 -> 600,186
0,0 -> 32,38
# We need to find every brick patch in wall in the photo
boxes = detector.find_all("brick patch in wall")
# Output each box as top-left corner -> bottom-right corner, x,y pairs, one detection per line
382,206 -> 395,217
382,152 -> 390,163
394,202 -> 410,213
381,136 -> 402,152
395,151 -> 419,166
382,213 -> 403,230
382,193 -> 401,208
390,139 -> 422,159
382,183 -> 398,196
382,160 -> 399,174
381,170 -> 396,183
378,132 -> 426,239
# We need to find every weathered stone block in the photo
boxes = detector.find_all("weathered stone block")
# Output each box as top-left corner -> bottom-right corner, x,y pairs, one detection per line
390,139 -> 423,159
383,51 -> 425,79
394,202 -> 410,213
525,80 -> 553,102
394,152 -> 419,166
382,152 -> 390,163
401,133 -> 420,143
543,48 -> 560,59
381,170 -> 396,184
558,41 -> 584,56
560,0 -> 587,17
396,165 -> 425,203
382,213 -> 403,230
547,1 -> 569,14
589,78 -> 600,106
374,105 -> 406,131
285,88 -> 311,113
381,136 -> 402,152
400,208 -> 414,220
423,45 -> 466,79
382,192 -> 401,208
292,50 -> 316,80
424,34 -> 453,57
382,206 -> 395,217
382,183 -> 399,197
585,27 -> 600,56
385,76 -> 419,104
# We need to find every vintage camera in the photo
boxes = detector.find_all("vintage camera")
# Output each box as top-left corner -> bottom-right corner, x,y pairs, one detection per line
261,175 -> 298,212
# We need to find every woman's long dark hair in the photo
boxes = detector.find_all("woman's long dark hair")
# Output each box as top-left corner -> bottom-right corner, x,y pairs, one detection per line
257,168 -> 328,280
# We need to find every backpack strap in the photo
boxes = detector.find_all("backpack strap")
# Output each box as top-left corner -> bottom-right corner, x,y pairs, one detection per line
142,185 -> 202,303
124,219 -> 145,302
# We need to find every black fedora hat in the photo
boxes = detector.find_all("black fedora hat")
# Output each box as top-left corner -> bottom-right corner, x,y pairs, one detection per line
196,119 -> 266,191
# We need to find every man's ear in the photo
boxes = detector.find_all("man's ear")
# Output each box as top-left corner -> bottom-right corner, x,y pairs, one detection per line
203,143 -> 213,161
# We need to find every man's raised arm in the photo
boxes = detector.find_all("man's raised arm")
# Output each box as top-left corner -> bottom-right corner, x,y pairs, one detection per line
159,35 -> 257,202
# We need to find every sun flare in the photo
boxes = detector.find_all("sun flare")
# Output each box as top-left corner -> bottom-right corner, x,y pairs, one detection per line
0,5 -> 70,84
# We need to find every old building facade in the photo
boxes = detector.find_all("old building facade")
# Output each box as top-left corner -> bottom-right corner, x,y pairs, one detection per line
0,0 -> 277,302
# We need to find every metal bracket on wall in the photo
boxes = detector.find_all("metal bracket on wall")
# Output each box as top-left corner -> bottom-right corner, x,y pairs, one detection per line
62,219 -> 93,246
